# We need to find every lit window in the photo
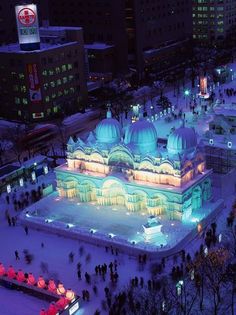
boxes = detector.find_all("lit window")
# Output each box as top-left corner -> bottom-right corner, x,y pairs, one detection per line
18,73 -> 25,79
49,70 -> 54,76
42,70 -> 47,76
63,77 -> 67,84
70,87 -> 75,93
44,83 -> 49,90
50,81 -> 55,88
52,93 -> 56,99
20,85 -> 27,93
22,98 -> 28,104
15,97 -> 20,104
68,64 -> 73,70
64,89 -> 68,95
57,79 -> 62,86
55,67 -> 60,74
45,96 -> 50,102
61,65 -> 67,72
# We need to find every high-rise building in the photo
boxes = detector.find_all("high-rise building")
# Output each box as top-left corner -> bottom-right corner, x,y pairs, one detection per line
48,0 -> 192,78
0,26 -> 88,121
192,0 -> 236,45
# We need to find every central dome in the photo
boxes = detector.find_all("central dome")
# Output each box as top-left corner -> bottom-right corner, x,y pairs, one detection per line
167,125 -> 197,155
95,111 -> 122,144
124,119 -> 158,154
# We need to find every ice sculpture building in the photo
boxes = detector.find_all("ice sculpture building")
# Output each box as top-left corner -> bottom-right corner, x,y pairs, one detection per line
56,111 -> 212,221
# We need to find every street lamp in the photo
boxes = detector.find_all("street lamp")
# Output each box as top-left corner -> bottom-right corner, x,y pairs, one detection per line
184,90 -> 190,108
184,89 -> 190,96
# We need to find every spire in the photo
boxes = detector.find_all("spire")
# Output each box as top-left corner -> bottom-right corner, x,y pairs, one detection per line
106,109 -> 112,118
106,102 -> 112,118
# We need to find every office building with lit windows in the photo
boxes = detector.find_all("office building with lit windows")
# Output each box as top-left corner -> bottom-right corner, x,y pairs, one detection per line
48,0 -> 192,78
0,26 -> 87,121
192,0 -> 236,45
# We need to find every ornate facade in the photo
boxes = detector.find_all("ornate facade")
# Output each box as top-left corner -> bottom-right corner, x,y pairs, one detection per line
55,111 -> 212,221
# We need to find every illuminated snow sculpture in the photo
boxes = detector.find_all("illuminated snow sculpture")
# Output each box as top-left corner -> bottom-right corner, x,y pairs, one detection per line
56,112 -> 212,221
142,215 -> 163,241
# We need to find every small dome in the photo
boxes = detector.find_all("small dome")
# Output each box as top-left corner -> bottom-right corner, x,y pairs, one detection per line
167,125 -> 197,155
124,119 -> 158,154
96,112 -> 122,144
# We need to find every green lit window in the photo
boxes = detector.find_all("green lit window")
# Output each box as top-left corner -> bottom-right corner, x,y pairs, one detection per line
50,81 -> 55,88
15,97 -> 20,104
22,98 -> 28,104
42,70 -> 47,76
45,96 -> 50,102
58,91 -> 63,97
18,110 -> 21,116
61,65 -> 67,72
55,67 -> 60,74
70,87 -> 75,93
68,64 -> 73,70
63,77 -> 68,84
53,106 -> 58,113
57,79 -> 62,86
20,85 -> 27,93
18,73 -> 25,79
52,93 -> 56,99
44,83 -> 49,90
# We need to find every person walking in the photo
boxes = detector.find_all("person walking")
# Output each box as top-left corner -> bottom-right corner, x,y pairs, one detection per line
24,226 -> 29,235
69,251 -> 74,263
15,250 -> 20,260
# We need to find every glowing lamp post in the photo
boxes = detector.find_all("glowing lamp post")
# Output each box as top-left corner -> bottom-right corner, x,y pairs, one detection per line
176,280 -> 184,296
27,272 -> 36,285
48,279 -> 57,292
0,263 -> 5,276
16,269 -> 25,282
57,283 -> 66,295
66,288 -> 75,301
7,266 -> 16,279
184,89 -> 190,108
197,223 -> 202,233
37,275 -> 46,289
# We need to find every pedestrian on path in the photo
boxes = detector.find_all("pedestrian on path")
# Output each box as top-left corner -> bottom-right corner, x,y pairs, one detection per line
24,226 -> 29,235
15,250 -> 20,260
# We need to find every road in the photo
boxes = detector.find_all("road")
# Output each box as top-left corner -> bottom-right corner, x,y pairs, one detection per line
0,110 -> 102,166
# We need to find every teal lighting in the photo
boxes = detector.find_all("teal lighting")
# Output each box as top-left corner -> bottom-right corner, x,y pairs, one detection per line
184,89 -> 190,96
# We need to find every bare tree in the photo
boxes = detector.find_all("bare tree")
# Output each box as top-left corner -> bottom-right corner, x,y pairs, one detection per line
6,124 -> 25,164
